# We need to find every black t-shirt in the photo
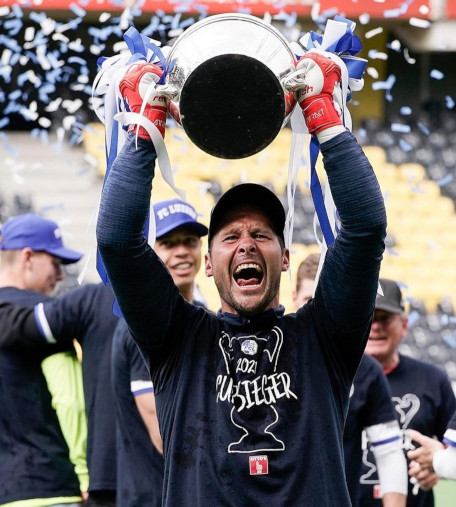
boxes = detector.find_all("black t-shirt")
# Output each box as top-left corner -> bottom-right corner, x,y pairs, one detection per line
344,354 -> 396,504
0,287 -> 80,504
358,354 -> 456,507
447,409 -> 456,431
112,318 -> 164,506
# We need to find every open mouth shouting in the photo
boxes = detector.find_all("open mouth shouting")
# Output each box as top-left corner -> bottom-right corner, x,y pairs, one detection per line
233,263 -> 264,287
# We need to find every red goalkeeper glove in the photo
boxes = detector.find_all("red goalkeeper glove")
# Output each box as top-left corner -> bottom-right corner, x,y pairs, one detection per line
119,62 -> 167,139
295,51 -> 343,136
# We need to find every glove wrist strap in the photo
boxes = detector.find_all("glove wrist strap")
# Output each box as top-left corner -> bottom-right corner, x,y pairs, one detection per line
302,95 -> 343,135
316,125 -> 346,144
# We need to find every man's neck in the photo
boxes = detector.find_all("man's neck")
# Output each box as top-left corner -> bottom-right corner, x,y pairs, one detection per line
381,353 -> 400,375
0,270 -> 26,290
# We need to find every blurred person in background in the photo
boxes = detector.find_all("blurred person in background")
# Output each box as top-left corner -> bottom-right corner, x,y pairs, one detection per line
293,253 -> 407,507
360,278 -> 456,507
0,213 -> 86,506
0,198 -> 209,506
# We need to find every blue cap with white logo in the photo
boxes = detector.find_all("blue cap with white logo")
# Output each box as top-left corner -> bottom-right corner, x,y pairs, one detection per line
0,213 -> 83,264
153,199 -> 208,239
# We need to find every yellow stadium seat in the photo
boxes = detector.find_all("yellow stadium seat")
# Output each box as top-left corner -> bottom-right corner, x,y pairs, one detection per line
397,163 -> 426,186
363,145 -> 387,168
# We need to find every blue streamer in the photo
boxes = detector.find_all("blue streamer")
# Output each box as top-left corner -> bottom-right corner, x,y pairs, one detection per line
309,137 -> 335,246
96,26 -> 174,295
299,17 -> 366,248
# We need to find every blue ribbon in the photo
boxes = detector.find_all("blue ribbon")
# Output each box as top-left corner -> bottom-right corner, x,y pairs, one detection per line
309,137 -> 335,246
299,16 -> 366,248
95,27 -> 174,315
301,16 -> 367,80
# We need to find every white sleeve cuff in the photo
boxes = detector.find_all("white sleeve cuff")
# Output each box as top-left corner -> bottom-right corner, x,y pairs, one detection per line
433,447 -> 456,480
131,379 -> 154,396
366,420 -> 402,454
366,421 -> 408,496
316,125 -> 346,144
443,428 -> 456,447
34,303 -> 56,344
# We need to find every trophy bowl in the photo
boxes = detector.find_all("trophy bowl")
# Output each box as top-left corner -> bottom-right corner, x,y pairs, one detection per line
165,13 -> 297,159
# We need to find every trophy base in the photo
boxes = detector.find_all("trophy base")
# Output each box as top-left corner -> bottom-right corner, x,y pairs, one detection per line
180,54 -> 285,159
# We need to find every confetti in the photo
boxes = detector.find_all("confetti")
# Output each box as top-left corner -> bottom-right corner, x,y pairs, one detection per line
400,106 -> 412,115
372,74 -> 396,91
409,17 -> 431,28
24,26 -> 35,42
436,174 -> 454,187
417,122 -> 430,136
384,8 -> 402,19
359,13 -> 370,25
430,69 -> 444,80
4,18 -> 22,36
389,39 -> 401,52
366,67 -> 379,79
403,48 -> 416,64
99,12 -> 111,23
408,310 -> 420,327
69,3 -> 87,18
365,27 -> 383,39
399,139 -> 412,151
419,5 -> 430,15
391,123 -> 411,133
273,11 -> 297,28
368,49 -> 388,60
445,95 -> 455,109
38,117 -> 52,128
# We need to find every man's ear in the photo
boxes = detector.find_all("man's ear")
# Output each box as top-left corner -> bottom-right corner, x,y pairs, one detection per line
205,252 -> 213,277
22,248 -> 34,266
401,315 -> 409,336
281,248 -> 290,272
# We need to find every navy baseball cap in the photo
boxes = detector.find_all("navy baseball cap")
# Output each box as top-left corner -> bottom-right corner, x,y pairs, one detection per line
153,199 -> 208,239
208,183 -> 286,244
0,213 -> 83,264
375,279 -> 405,314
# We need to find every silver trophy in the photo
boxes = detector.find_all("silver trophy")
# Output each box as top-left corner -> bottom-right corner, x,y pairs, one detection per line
163,13 -> 297,159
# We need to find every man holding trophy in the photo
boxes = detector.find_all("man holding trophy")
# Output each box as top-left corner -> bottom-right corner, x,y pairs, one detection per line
94,19 -> 387,503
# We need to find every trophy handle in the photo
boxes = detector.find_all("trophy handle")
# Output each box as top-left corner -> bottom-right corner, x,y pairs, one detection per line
155,83 -> 179,100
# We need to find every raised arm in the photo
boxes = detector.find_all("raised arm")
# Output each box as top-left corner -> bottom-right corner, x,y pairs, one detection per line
291,51 -> 386,330
96,63 -> 181,349
318,130 -> 386,328
0,302 -> 45,349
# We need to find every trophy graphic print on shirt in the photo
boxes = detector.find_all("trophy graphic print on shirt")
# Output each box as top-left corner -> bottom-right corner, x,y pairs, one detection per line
216,326 -> 298,453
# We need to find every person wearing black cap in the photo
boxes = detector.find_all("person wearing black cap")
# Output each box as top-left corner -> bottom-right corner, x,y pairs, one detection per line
1,52 -> 387,504
0,213 -> 86,506
359,279 -> 456,507
92,52 -> 387,506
